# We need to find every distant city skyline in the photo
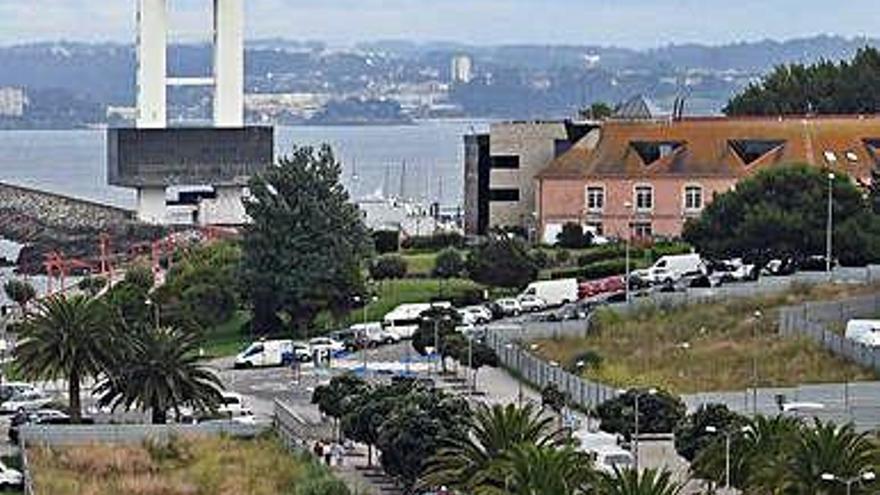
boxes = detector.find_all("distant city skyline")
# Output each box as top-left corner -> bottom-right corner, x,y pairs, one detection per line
1,0 -> 879,49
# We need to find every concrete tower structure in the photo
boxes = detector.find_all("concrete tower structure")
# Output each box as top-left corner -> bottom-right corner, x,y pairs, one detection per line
121,0 -> 269,226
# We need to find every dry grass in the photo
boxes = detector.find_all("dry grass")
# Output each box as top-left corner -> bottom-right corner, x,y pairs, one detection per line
29,434 -> 337,495
535,283 -> 880,394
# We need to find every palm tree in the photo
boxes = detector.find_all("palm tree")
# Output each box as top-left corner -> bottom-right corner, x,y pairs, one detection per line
693,414 -> 801,492
15,295 -> 114,422
95,326 -> 223,424
599,468 -> 683,495
420,402 -> 561,491
476,443 -> 595,495
782,420 -> 880,495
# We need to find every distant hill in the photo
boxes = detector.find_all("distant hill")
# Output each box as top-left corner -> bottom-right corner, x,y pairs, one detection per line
0,35 -> 878,125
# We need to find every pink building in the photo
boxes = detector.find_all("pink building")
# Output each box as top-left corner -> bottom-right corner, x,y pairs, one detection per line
536,116 -> 880,240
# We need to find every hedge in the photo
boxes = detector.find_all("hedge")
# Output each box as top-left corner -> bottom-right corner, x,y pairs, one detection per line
401,233 -> 465,252
549,258 -> 629,281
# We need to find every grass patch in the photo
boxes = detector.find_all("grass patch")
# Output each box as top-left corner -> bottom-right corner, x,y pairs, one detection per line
354,278 -> 485,324
29,434 -> 347,495
201,310 -> 252,358
401,252 -> 438,277
534,283 -> 880,394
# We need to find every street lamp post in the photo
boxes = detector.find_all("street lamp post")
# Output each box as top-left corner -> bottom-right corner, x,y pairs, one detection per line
752,310 -> 762,416
624,201 -> 633,305
827,172 -> 835,277
705,425 -> 752,490
820,471 -> 876,495
630,387 -> 656,473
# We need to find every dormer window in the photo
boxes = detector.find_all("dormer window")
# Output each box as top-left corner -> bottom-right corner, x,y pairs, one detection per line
631,141 -> 684,166
729,139 -> 786,165
824,151 -> 838,164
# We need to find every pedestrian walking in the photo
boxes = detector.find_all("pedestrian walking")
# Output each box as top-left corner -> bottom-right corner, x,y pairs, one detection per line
331,442 -> 345,467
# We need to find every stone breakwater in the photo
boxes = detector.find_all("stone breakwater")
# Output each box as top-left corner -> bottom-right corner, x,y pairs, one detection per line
0,182 -> 166,274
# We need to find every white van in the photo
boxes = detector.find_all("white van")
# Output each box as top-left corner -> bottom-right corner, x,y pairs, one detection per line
845,319 -> 880,347
632,254 -> 705,285
382,302 -> 452,339
351,322 -> 400,346
574,430 -> 632,474
519,279 -> 578,307
234,340 -> 307,369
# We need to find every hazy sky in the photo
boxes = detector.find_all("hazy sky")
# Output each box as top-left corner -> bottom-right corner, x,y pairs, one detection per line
1,0 -> 879,48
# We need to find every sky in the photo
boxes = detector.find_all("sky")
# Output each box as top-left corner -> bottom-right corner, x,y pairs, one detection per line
0,0 -> 879,48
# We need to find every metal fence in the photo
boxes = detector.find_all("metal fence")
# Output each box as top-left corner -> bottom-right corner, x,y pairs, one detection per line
274,398 -> 335,452
779,293 -> 880,372
18,422 -> 268,447
485,324 -> 618,410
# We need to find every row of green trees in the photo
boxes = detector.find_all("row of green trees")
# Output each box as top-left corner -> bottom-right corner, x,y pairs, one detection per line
13,266 -> 223,424
726,47 -> 880,116
677,404 -> 880,494
684,164 -> 880,267
313,377 -> 683,495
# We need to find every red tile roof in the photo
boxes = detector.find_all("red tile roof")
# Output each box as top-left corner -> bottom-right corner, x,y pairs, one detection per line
537,116 -> 880,183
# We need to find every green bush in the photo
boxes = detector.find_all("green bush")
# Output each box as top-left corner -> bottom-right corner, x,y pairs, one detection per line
369,255 -> 408,280
372,230 -> 400,254
554,249 -> 572,266
557,222 -> 591,249
401,232 -> 465,252
549,259 -> 628,281
530,249 -> 553,269
597,389 -> 686,439
432,248 -> 465,278
124,263 -> 155,292
576,245 -> 627,266
182,283 -> 237,328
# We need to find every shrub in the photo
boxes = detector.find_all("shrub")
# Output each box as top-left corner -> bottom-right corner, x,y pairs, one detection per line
549,259 -> 628,281
77,276 -> 107,296
673,403 -> 747,462
566,350 -> 603,373
576,244 -> 627,266
449,287 -> 486,307
557,222 -> 592,249
182,283 -> 237,328
401,232 -> 464,252
372,230 -> 400,254
466,235 -> 538,288
125,263 -> 155,293
3,279 -> 35,308
369,255 -> 408,280
554,249 -> 571,266
432,248 -> 465,278
530,249 -> 553,269
596,389 -> 686,440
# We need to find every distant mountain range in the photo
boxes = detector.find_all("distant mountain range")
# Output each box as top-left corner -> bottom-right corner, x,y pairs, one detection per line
0,35 -> 877,126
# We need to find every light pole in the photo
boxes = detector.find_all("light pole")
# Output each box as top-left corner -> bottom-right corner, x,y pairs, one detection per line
751,310 -> 762,416
826,172 -> 835,277
507,343 -> 525,405
705,425 -> 752,490
820,471 -> 876,495
624,201 -> 633,305
628,387 -> 657,473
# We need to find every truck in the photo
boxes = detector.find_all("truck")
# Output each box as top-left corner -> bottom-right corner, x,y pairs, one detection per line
631,253 -> 706,286
382,302 -> 452,339
845,319 -> 880,347
519,278 -> 578,307
234,339 -> 310,369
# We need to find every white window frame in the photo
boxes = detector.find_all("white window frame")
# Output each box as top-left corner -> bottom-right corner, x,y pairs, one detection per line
631,221 -> 653,239
585,184 -> 605,212
633,184 -> 654,212
683,184 -> 703,212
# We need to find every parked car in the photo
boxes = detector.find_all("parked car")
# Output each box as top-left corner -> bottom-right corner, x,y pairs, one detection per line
330,329 -> 363,352
308,337 -> 347,355
762,258 -> 797,276
845,319 -> 880,347
383,302 -> 452,339
0,382 -> 38,403
494,298 -> 522,316
0,390 -> 53,414
520,278 -> 578,307
8,409 -> 94,443
216,391 -> 253,418
234,339 -> 306,369
631,254 -> 706,285
0,461 -> 22,489
351,322 -> 400,347
460,305 -> 493,324
710,258 -> 758,283
518,295 -> 547,312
